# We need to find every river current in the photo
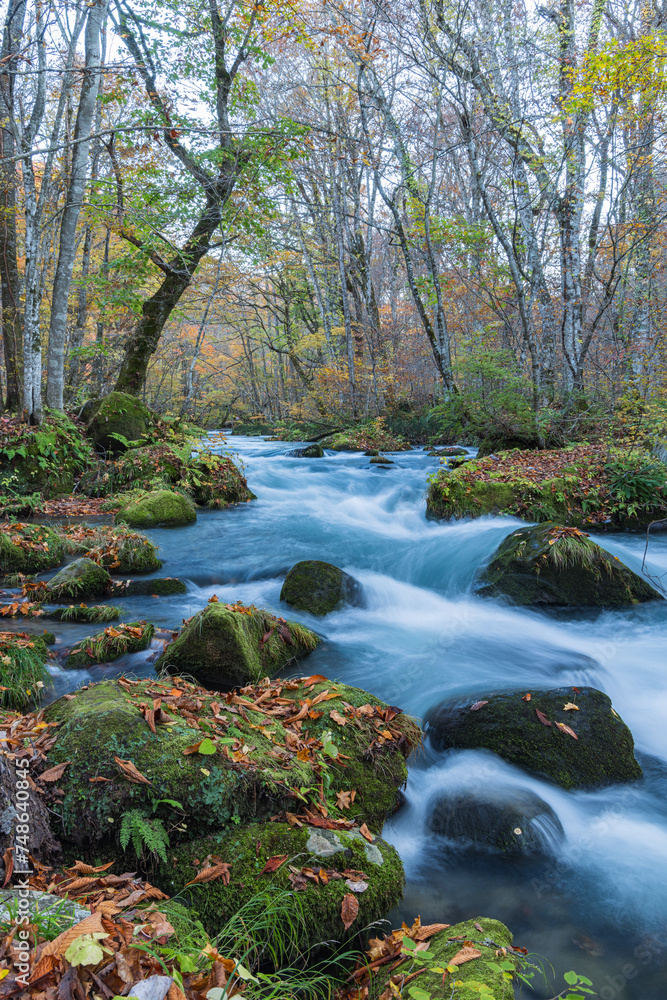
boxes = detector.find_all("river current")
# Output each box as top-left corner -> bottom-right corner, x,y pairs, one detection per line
38,436 -> 667,999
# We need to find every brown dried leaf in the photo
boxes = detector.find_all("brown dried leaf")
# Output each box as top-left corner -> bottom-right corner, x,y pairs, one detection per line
114,756 -> 152,784
535,708 -> 552,727
341,892 -> 359,931
359,823 -> 373,843
555,721 -> 578,739
185,862 -> 231,887
330,709 -> 347,726
448,945 -> 482,967
261,855 -> 288,874
470,700 -> 488,711
40,761 -> 71,782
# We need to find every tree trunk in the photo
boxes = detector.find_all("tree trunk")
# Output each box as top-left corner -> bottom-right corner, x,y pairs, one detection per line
46,0 -> 108,409
0,0 -> 27,410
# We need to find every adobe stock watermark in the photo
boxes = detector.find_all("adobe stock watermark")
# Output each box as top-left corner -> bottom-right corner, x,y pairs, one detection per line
596,925 -> 667,1000
7,755 -> 34,989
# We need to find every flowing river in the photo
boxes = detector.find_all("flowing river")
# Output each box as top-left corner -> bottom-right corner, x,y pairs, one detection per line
38,436 -> 667,1000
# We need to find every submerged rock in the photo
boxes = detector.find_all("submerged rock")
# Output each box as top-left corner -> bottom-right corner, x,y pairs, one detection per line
370,456 -> 394,465
86,391 -> 153,455
110,577 -> 187,597
157,821 -> 404,954
46,558 -> 111,602
427,787 -> 564,855
285,443 -> 324,458
41,674 -> 420,848
64,621 -> 155,668
280,560 -> 363,616
0,523 -> 63,575
115,490 -> 197,528
476,522 -> 663,606
155,599 -> 320,687
425,687 -> 642,789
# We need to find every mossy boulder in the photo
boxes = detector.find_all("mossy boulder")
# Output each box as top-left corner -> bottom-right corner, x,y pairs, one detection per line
86,391 -> 153,455
426,446 -> 467,457
58,524 -> 162,574
370,456 -> 393,465
384,918 -> 517,1000
285,444 -> 324,458
425,686 -> 642,789
475,522 -> 663,606
155,600 -> 320,687
0,524 -> 64,574
427,787 -> 563,855
115,490 -> 197,528
280,560 -> 363,616
110,577 -> 187,597
46,558 -> 111,602
184,452 -> 256,507
41,674 -> 419,849
156,822 -> 404,953
64,621 -> 155,668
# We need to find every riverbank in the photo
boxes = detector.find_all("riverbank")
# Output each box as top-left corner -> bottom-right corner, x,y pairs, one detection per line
0,436 -> 665,999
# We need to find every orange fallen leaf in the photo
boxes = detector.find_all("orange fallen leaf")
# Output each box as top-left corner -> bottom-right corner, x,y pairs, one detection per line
447,944 -> 482,968
522,692 -> 532,702
359,823 -> 373,843
261,855 -> 288,874
470,700 -> 488,711
341,892 -> 359,931
563,702 -> 579,711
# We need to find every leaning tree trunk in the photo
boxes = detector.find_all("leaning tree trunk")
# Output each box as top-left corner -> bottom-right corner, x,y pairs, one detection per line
46,0 -> 108,410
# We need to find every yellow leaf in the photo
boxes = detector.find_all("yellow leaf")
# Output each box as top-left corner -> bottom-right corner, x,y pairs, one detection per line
563,702 -> 579,711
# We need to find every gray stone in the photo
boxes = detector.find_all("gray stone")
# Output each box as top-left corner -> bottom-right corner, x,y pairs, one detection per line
0,890 -> 90,931
305,829 -> 344,857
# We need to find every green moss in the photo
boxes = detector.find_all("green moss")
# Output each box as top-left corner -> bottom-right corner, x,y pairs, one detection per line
183,451 -> 255,507
87,391 -> 153,455
426,470 -> 516,520
417,917 -> 516,1000
115,489 -> 197,528
46,558 -> 111,602
110,577 -> 187,597
155,601 -> 320,687
64,621 -> 155,668
426,686 -> 642,789
280,560 -> 361,616
0,411 -> 95,498
58,524 -> 162,574
156,821 -> 404,955
476,522 -> 663,606
0,524 -> 64,574
42,674 -> 419,849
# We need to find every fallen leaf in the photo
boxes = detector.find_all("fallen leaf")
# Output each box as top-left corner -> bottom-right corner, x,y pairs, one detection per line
470,700 -> 488,711
330,709 -> 347,726
261,855 -> 288,874
563,702 -> 579,711
535,708 -> 552,727
341,892 -> 359,930
555,721 -> 578,739
114,756 -> 152,784
414,923 -> 450,941
40,761 -> 71,782
336,790 -> 353,810
185,862 -> 231,887
359,823 -> 373,843
521,692 -> 532,702
447,945 -> 482,968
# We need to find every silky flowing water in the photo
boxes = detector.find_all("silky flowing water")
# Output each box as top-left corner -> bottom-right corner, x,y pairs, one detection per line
38,436 -> 667,999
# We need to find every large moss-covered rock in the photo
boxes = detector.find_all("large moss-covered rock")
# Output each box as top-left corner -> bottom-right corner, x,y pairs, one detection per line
427,787 -> 563,855
184,452 -> 256,507
155,600 -> 320,687
285,444 -> 324,458
425,687 -> 642,789
64,621 -> 155,668
476,522 -> 663,606
46,558 -> 111,602
156,822 -> 404,953
42,674 -> 419,848
115,489 -> 197,528
86,391 -> 153,455
386,918 -> 517,1000
0,523 -> 63,574
280,560 -> 363,616
58,523 -> 162,574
